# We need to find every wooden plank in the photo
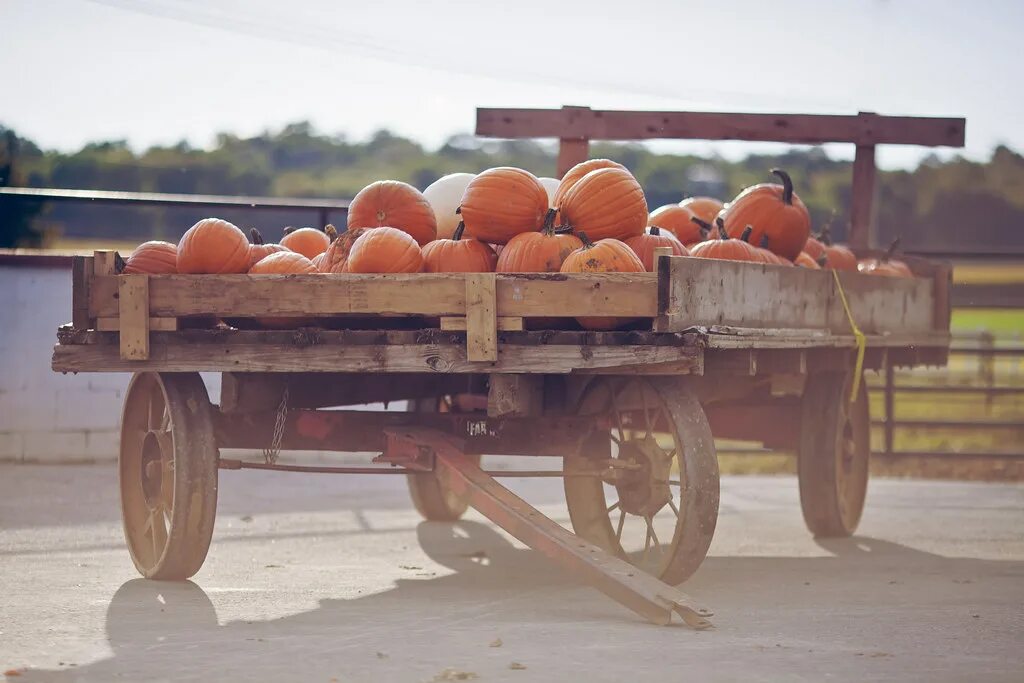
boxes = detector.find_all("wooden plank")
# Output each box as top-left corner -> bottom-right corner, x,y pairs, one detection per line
465,273 -> 498,362
71,256 -> 93,329
118,275 -> 150,360
557,140 -> 589,177
657,257 -> 934,335
440,316 -> 524,331
93,250 -> 117,276
95,317 -> 178,332
653,247 -> 677,332
88,272 -> 659,318
849,144 -> 876,249
51,340 -> 703,375
488,374 -> 544,417
476,107 -> 966,147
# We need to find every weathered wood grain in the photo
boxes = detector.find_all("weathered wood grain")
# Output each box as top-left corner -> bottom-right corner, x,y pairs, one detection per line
465,273 -> 498,362
118,275 -> 149,360
95,317 -> 178,332
440,316 -> 525,332
488,374 -> 544,417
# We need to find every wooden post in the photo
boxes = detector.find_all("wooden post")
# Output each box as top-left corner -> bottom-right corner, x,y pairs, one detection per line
556,106 -> 592,177
849,143 -> 877,249
465,273 -> 498,362
118,275 -> 151,360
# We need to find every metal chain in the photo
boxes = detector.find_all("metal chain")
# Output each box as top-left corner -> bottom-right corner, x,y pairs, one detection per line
263,385 -> 290,465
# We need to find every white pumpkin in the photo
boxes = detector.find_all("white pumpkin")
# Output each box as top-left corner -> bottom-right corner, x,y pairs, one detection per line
423,172 -> 475,239
538,177 -> 560,208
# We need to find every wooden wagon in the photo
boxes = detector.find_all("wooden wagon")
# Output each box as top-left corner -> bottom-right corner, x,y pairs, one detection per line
51,108 -> 963,628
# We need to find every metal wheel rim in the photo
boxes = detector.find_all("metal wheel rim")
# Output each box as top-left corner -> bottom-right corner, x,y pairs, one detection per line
835,383 -> 869,529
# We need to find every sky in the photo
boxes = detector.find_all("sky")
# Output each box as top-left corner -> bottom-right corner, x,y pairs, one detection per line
2,0 -> 1021,170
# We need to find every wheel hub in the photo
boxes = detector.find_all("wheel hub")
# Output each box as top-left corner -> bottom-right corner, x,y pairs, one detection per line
613,437 -> 673,517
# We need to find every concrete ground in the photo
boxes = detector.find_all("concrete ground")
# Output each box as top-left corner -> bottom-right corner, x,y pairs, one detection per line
1,463 -> 1022,683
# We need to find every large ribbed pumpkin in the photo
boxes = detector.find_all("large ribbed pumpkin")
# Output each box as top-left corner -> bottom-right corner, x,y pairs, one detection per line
560,233 -> 645,330
720,169 -> 810,261
624,226 -> 689,271
679,196 -> 724,226
177,218 -> 251,274
249,251 -> 318,328
648,204 -> 707,245
318,227 -> 369,273
348,180 -> 437,246
421,221 -> 497,273
459,167 -> 549,244
423,173 -> 475,239
497,209 -> 583,273
560,168 -> 647,241
345,227 -> 424,273
124,241 -> 177,274
552,158 -> 627,207
281,227 -> 330,259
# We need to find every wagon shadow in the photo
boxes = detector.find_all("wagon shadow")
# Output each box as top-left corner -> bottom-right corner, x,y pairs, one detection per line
18,524 -> 1024,682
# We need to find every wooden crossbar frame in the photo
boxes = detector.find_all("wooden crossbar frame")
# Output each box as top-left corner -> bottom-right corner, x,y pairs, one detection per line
475,106 -> 966,249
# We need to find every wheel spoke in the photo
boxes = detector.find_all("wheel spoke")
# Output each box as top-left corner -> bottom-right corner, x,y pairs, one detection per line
645,515 -> 662,552
642,523 -> 652,563
615,508 -> 626,541
608,433 -> 622,446
145,505 -> 167,561
607,500 -> 620,514
639,382 -> 654,438
668,497 -> 680,518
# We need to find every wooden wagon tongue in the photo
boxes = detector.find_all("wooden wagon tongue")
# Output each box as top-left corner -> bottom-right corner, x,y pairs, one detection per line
380,426 -> 713,629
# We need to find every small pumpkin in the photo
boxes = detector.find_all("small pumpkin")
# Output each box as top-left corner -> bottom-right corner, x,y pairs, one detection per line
248,251 -> 319,328
348,180 -> 437,246
757,235 -> 793,266
858,239 -> 913,278
247,228 -> 289,269
720,169 -> 811,261
423,173 -> 475,239
559,167 -> 647,241
318,226 -> 369,273
459,167 -> 549,244
560,232 -> 645,330
497,209 -> 583,273
794,251 -> 822,269
345,227 -> 424,273
421,221 -> 497,273
689,224 -> 765,263
802,234 -> 827,262
679,196 -> 724,226
819,227 -> 858,272
124,240 -> 177,274
281,226 -> 330,259
177,218 -> 251,274
552,158 -> 627,207
647,204 -> 706,245
624,226 -> 689,271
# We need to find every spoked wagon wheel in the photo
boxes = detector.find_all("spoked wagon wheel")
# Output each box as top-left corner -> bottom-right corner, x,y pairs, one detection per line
798,371 -> 870,538
406,396 -> 481,522
120,372 -> 218,580
564,377 -> 719,585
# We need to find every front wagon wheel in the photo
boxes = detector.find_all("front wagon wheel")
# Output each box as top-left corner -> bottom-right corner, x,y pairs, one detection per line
120,372 -> 219,580
406,396 -> 481,521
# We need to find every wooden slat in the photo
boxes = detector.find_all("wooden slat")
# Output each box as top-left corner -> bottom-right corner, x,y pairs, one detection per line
440,316 -> 524,331
95,317 -> 178,332
477,108 -> 966,147
93,250 -> 117,276
51,340 -> 703,375
465,273 -> 498,362
118,275 -> 150,360
71,256 -> 93,329
87,273 -> 659,318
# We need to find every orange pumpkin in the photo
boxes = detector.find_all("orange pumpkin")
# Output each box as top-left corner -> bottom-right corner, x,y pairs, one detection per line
757,235 -> 793,266
679,196 -> 724,226
624,226 -> 689,271
345,227 -> 424,273
496,209 -> 582,273
690,225 -> 765,263
552,158 -> 627,207
648,204 -> 706,245
310,252 -> 325,270
124,241 -> 177,274
802,234 -> 827,262
560,167 -> 647,241
560,233 -> 645,330
347,180 -> 437,246
177,218 -> 251,274
459,167 -> 549,244
421,221 -> 497,273
794,251 -> 822,269
858,240 -> 913,278
281,226 -> 330,259
248,251 -> 318,328
247,228 -> 289,269
318,227 -> 369,273
818,227 -> 858,272
720,169 -> 811,261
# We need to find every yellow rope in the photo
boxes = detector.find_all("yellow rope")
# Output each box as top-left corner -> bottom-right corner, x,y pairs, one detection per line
832,269 -> 865,403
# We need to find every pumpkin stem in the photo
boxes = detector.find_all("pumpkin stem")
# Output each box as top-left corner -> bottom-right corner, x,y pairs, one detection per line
817,253 -> 828,267
455,206 -> 462,215
249,228 -> 265,245
770,168 -> 795,205
649,225 -> 661,236
577,231 -> 594,248
554,226 -> 575,235
740,226 -> 754,243
325,224 -> 338,243
453,221 -> 467,241
689,216 -> 712,236
884,236 -> 901,262
759,234 -> 771,249
540,208 -> 558,236
283,226 -> 295,236
715,217 -> 728,240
